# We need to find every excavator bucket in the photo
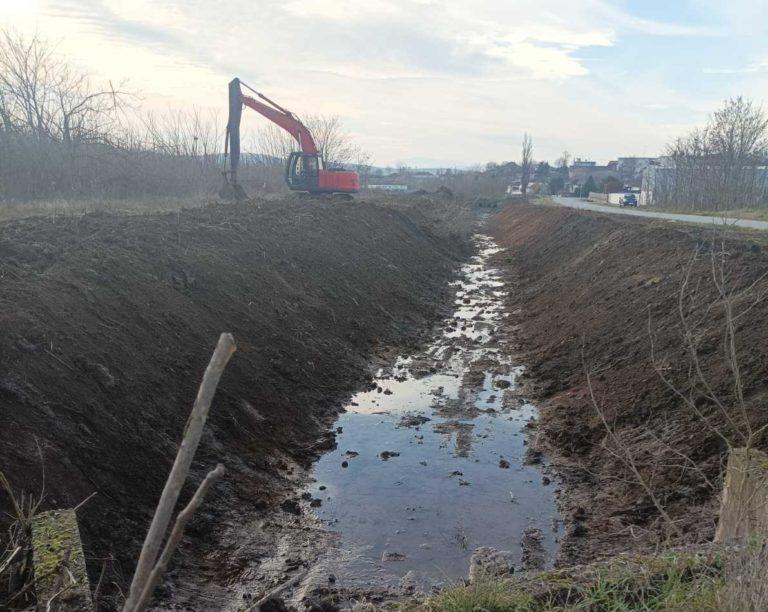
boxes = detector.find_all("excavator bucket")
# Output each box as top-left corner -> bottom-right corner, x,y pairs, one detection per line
219,173 -> 248,200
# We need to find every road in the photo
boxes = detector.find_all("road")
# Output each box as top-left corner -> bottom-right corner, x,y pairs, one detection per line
551,197 -> 768,231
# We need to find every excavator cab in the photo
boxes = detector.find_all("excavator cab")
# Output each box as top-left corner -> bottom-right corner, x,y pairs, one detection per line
286,152 -> 322,192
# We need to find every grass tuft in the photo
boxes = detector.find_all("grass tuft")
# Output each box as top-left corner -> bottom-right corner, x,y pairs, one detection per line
429,578 -> 534,612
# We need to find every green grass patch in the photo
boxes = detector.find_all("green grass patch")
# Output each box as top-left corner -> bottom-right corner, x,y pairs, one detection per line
429,578 -> 535,612
424,551 -> 724,611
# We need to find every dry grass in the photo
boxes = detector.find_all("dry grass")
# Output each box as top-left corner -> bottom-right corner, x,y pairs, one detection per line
0,195 -> 220,223
0,471 -> 43,609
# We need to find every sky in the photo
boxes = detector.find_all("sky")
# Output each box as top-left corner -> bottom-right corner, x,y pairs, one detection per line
2,0 -> 768,167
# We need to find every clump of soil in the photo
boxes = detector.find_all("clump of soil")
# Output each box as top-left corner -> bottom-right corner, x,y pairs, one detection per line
489,203 -> 768,565
398,413 -> 431,428
0,197 -> 472,606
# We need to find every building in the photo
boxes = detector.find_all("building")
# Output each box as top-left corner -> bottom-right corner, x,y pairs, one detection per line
616,157 -> 659,188
568,159 -> 619,191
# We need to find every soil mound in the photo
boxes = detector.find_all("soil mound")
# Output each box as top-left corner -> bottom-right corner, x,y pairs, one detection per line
0,198 -> 470,602
490,203 -> 768,564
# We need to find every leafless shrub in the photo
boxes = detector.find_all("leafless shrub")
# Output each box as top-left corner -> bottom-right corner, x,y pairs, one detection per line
583,233 -> 768,548
583,355 -> 683,539
651,241 -> 768,452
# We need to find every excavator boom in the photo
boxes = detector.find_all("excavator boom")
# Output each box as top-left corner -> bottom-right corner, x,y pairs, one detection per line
240,94 -> 318,155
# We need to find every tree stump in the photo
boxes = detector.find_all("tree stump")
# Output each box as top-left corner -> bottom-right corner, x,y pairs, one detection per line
715,447 -> 768,543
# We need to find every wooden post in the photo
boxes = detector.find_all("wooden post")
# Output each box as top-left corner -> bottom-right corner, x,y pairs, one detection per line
32,510 -> 94,611
715,447 -> 768,543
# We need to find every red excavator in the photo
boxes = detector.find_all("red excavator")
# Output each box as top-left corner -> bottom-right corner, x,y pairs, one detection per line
221,78 -> 359,198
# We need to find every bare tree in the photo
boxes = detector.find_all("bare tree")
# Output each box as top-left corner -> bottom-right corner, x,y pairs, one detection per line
555,150 -> 570,169
520,133 -> 534,195
657,97 -> 768,211
0,28 -> 128,144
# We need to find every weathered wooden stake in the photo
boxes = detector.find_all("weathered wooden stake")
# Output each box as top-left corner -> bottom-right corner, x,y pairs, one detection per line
31,509 -> 93,611
715,447 -> 768,543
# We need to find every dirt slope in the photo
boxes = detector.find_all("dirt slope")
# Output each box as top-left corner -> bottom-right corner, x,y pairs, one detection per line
489,203 -> 768,565
0,197 -> 471,606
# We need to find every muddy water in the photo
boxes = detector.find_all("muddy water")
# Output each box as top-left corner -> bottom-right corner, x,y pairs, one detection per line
301,235 -> 559,593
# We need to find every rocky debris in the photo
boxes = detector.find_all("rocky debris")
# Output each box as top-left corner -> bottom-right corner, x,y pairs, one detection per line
523,447 -> 543,465
344,450 -> 359,458
15,336 -> 37,352
309,499 -> 322,508
449,470 -> 464,477
383,388 -> 393,395
569,507 -> 588,538
379,450 -> 400,460
433,420 -> 474,457
398,414 -> 431,428
494,379 -> 511,389
521,527 -> 545,571
280,499 -> 301,515
400,570 -> 418,594
469,196 -> 499,209
341,461 -> 349,468
469,546 -> 513,582
542,476 -> 551,486
382,551 -> 407,562
260,598 -> 289,612
499,459 -> 511,469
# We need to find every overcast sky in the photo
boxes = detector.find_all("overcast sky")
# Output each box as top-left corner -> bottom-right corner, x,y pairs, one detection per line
3,0 -> 768,167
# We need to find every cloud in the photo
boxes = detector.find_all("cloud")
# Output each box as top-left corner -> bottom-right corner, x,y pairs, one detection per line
703,59 -> 768,74
15,0 -> 752,166
282,0 -> 401,22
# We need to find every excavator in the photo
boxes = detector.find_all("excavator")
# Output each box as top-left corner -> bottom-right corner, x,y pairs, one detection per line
221,78 -> 359,199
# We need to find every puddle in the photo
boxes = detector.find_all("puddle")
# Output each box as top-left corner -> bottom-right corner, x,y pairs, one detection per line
303,235 -> 559,592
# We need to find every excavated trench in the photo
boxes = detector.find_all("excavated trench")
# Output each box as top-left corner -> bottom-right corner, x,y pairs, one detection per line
288,235 -> 560,604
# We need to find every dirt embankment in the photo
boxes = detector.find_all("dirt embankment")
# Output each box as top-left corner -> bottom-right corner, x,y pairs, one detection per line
489,203 -> 768,565
0,197 -> 471,605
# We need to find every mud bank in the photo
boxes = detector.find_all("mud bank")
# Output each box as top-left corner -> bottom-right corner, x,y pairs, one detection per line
489,203 -> 768,565
0,197 -> 471,607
